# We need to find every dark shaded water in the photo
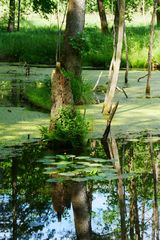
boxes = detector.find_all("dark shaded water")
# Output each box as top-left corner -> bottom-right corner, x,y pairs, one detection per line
0,137 -> 160,239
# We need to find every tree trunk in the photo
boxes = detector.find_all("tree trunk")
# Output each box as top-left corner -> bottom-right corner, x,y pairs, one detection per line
50,1 -> 86,131
103,0 -> 125,114
62,0 -> 86,78
49,62 -> 73,131
124,23 -> 129,84
7,0 -> 16,32
157,0 -> 160,25
146,0 -> 157,98
97,0 -> 108,34
17,0 -> 21,31
72,183 -> 91,240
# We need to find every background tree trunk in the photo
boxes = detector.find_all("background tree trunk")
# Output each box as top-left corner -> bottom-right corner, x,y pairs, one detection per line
124,23 -> 129,84
157,0 -> 160,25
17,0 -> 21,31
62,0 -> 86,78
97,0 -> 108,33
146,0 -> 157,97
103,0 -> 125,114
7,0 -> 16,32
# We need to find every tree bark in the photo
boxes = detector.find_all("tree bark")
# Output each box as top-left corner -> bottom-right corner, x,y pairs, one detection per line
103,0 -> 125,114
146,0 -> 157,98
97,0 -> 108,34
62,0 -> 86,78
7,0 -> 16,32
49,62 -> 73,131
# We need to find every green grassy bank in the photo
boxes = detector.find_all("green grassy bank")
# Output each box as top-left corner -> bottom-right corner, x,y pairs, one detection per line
0,21 -> 160,68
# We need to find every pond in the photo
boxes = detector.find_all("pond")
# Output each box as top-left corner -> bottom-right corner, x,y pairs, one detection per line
0,136 -> 160,240
0,63 -> 160,239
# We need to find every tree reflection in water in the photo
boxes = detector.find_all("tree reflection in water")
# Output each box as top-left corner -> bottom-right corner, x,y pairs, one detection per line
0,135 -> 160,239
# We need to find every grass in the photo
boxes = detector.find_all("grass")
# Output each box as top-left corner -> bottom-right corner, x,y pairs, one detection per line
1,17 -> 160,68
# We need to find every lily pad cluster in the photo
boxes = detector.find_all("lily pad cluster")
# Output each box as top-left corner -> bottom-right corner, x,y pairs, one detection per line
38,154 -> 117,182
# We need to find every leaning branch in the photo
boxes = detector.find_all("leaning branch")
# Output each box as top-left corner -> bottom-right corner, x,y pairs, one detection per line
103,101 -> 119,140
137,73 -> 148,82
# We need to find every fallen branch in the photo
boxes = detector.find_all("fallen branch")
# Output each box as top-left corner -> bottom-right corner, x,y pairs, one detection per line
92,71 -> 103,91
116,86 -> 128,98
103,101 -> 119,140
137,73 -> 148,82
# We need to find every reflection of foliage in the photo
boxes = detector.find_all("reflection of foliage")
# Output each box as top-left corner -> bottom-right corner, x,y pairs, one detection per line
0,142 -> 56,239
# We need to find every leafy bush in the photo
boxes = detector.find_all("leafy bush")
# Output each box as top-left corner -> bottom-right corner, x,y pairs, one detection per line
40,106 -> 89,149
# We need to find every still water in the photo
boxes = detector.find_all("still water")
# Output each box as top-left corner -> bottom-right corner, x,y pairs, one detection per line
0,136 -> 159,240
0,65 -> 160,239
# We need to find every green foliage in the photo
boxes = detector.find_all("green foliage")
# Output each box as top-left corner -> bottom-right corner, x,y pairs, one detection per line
1,19 -> 160,68
25,81 -> 51,111
0,26 -> 57,64
63,70 -> 94,104
69,32 -> 89,54
40,106 -> 89,149
82,27 -> 113,68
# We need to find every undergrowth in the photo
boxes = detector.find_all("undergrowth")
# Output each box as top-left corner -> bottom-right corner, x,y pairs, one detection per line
40,106 -> 89,150
1,17 -> 160,68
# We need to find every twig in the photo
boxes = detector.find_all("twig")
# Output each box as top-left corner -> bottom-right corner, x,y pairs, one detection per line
116,86 -> 128,98
137,73 -> 148,82
92,71 -> 103,91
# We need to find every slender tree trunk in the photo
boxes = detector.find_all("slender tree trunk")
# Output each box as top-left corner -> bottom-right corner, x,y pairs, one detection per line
128,147 -> 141,240
12,158 -> 17,240
146,0 -> 157,97
108,3 -> 118,88
72,183 -> 91,240
157,0 -> 160,25
103,0 -> 125,114
7,0 -> 16,32
103,137 -> 127,240
62,0 -> 86,78
97,0 -> 108,33
124,23 -> 129,84
142,0 -> 145,16
149,135 -> 159,240
17,0 -> 21,31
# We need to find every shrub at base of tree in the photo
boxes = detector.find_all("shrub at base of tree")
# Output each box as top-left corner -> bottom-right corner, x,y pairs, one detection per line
40,106 -> 89,151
